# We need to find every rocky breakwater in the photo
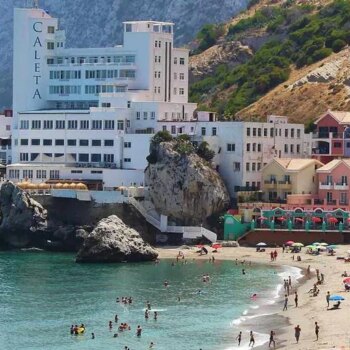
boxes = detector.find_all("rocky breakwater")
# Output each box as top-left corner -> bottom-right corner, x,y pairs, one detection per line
145,132 -> 230,225
76,215 -> 158,263
0,181 -> 47,248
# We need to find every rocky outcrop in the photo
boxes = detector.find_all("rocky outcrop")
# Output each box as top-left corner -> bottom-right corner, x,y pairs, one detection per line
0,182 -> 47,247
145,141 -> 230,225
76,215 -> 158,263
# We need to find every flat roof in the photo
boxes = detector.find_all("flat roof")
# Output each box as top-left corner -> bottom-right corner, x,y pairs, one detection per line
123,20 -> 174,26
18,110 -> 90,115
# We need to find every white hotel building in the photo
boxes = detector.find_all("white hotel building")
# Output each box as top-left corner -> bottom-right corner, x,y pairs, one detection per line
9,6 -> 311,197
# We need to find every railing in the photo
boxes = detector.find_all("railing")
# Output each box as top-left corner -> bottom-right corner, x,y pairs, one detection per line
264,180 -> 277,184
334,183 -> 349,190
327,200 -> 337,205
319,182 -> 333,189
312,132 -> 343,139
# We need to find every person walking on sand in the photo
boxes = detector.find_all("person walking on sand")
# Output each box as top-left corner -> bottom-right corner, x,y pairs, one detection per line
236,331 -> 242,346
269,330 -> 276,348
315,322 -> 320,340
249,331 -> 255,347
294,325 -> 301,343
283,294 -> 288,311
326,291 -> 330,308
294,291 -> 298,307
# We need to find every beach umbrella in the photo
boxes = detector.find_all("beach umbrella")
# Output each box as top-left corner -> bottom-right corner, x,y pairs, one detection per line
285,240 -> 295,246
258,216 -> 268,221
319,242 -> 328,246
329,295 -> 345,301
306,245 -> 314,248
276,216 -> 286,222
311,216 -> 322,223
295,217 -> 304,223
313,242 -> 321,246
328,217 -> 338,224
212,243 -> 222,249
292,242 -> 304,247
343,278 -> 350,284
256,242 -> 267,247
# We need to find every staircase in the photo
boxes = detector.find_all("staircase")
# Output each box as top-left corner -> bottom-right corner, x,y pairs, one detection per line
128,197 -> 217,243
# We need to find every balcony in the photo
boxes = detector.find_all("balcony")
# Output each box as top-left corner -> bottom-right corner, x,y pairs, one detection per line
334,183 -> 349,190
277,180 -> 292,190
319,182 -> 333,190
326,199 -> 337,205
264,180 -> 277,189
312,132 -> 343,139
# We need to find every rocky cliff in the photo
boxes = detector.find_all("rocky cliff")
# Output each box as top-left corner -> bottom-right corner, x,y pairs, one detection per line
145,140 -> 230,225
0,0 -> 249,109
76,215 -> 158,263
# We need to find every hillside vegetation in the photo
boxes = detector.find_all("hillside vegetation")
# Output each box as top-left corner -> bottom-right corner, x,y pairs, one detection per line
189,0 -> 350,121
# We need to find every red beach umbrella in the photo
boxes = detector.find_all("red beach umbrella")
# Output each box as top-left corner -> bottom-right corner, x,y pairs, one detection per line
212,243 -> 222,249
343,277 -> 350,284
295,217 -> 304,223
196,244 -> 204,248
328,217 -> 338,224
285,240 -> 294,246
258,216 -> 268,221
276,216 -> 287,221
311,217 -> 322,223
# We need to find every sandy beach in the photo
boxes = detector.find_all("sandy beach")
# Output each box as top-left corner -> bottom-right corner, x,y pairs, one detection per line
158,245 -> 350,350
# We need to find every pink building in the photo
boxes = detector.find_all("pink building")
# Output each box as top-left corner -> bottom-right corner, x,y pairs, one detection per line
312,110 -> 350,164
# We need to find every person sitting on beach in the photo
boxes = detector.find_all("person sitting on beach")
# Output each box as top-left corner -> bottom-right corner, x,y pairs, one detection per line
329,301 -> 341,310
341,271 -> 348,277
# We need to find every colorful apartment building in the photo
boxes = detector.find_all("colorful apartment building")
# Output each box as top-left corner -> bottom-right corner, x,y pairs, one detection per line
312,110 -> 350,164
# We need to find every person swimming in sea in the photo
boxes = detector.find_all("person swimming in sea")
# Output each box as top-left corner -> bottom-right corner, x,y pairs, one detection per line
154,311 -> 158,320
114,314 -> 118,323
136,325 -> 142,337
164,280 -> 169,288
91,332 -> 95,339
109,321 -> 113,330
70,325 -> 74,335
147,301 -> 151,310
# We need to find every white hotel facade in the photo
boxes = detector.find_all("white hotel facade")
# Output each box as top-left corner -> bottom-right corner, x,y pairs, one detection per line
9,6 -> 311,197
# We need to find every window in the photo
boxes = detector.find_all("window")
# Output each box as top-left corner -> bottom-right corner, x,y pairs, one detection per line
252,143 -> 256,152
179,88 -> 184,95
92,140 -> 101,146
340,192 -> 348,204
246,143 -> 250,152
143,112 -> 148,120
80,120 -> 89,129
43,120 -> 53,129
71,170 -> 82,174
68,120 -> 77,129
297,144 -> 300,153
179,57 -> 185,65
297,129 -> 301,138
171,126 -> 176,134
49,170 -> 60,179
264,128 -> 267,137
212,127 -> 217,136
78,154 -> 89,162
201,127 -> 206,136
104,120 -> 114,130
43,139 -> 52,146
32,120 -> 41,129
20,120 -> 29,129
124,142 -> 131,148
162,126 -> 167,132
285,129 -> 288,137
31,139 -> 40,146
252,163 -> 256,171
55,120 -> 65,129
173,88 -> 177,95
291,129 -> 295,138
257,143 -> 261,152
174,57 -> 178,64
290,144 -> 294,153
151,112 -> 156,120
257,128 -> 261,137
103,154 -> 114,163
20,139 -> 28,146
155,40 -> 158,48
67,139 -> 76,146
124,158 -> 131,162
101,102 -> 111,108
117,120 -> 124,130
92,120 -> 102,129
136,112 -> 140,120
79,139 -> 89,146
55,139 -> 64,146
284,144 -> 288,153
91,154 -> 101,162
47,42 -> 55,50
20,153 -> 28,161
246,128 -> 250,137
47,58 -> 54,65
270,128 -> 274,137
246,162 -> 250,171
179,73 -> 185,80
234,162 -> 240,171
252,128 -> 256,137
334,142 -> 341,148
23,169 -> 33,179
104,140 -> 114,146
227,143 -> 235,152
257,163 -> 261,171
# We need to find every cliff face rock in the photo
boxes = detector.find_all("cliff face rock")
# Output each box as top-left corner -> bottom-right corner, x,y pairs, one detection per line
145,141 -> 230,225
0,182 -> 47,247
76,215 -> 158,263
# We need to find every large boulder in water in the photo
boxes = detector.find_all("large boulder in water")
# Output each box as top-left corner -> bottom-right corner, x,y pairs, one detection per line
145,139 -> 230,225
76,215 -> 158,263
0,181 -> 47,247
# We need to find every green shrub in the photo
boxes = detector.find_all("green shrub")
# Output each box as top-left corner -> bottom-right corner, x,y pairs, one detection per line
332,38 -> 347,52
151,131 -> 173,144
196,141 -> 215,162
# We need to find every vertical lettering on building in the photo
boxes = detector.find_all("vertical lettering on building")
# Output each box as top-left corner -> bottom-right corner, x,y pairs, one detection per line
32,21 -> 43,99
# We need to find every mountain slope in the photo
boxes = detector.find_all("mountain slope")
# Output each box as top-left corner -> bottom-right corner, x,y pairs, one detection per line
189,0 -> 349,122
0,0 -> 249,109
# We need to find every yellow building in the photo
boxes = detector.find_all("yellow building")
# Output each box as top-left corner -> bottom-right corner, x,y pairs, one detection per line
261,158 -> 324,202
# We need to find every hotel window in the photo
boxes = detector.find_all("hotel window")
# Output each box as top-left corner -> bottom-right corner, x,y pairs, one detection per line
103,154 -> 114,163
174,57 -> 178,64
31,139 -> 40,146
257,163 -> 261,171
126,120 -> 130,128
290,144 -> 294,153
155,40 -> 158,47
252,163 -> 256,171
158,72 -> 161,78
43,120 -> 53,129
104,120 -> 114,130
227,143 -> 235,152
92,120 -> 102,129
252,128 -> 256,137
78,154 -> 89,162
136,112 -> 141,120
246,143 -> 250,152
67,139 -> 76,146
47,42 -> 55,50
55,120 -> 65,129
79,140 -> 89,146
284,144 -> 288,153
179,88 -> 184,95
264,128 -> 267,137
297,144 -> 300,153
124,158 -> 131,162
246,128 -> 250,136
257,143 -> 261,152
20,139 -> 28,146
257,128 -> 261,137
291,129 -> 295,138
117,120 -> 124,130
157,87 -> 161,93
32,120 -> 41,129
124,142 -> 131,148
151,112 -> 156,120
171,126 -> 176,134
340,192 -> 348,204
80,120 -> 89,130
47,58 -> 54,65
173,88 -> 177,95
36,170 -> 42,179
252,143 -> 256,152
285,129 -> 288,137
68,120 -> 77,129
49,170 -> 60,179
92,140 -> 101,146
43,139 -> 52,146
127,101 -> 131,108
162,126 -> 167,132
233,162 -> 240,171
201,127 -> 206,136
20,153 -> 29,161
179,73 -> 185,80
20,120 -> 29,129
297,129 -> 301,138
91,154 -> 101,162
143,112 -> 148,120
55,139 -> 64,146
212,127 -> 217,136
104,140 -> 114,146
154,71 -> 158,78
158,41 -> 162,48
270,127 -> 274,137
246,162 -> 250,171
179,57 -> 185,65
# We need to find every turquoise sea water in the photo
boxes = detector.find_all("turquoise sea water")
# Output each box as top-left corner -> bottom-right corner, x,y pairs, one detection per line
0,252 -> 283,350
